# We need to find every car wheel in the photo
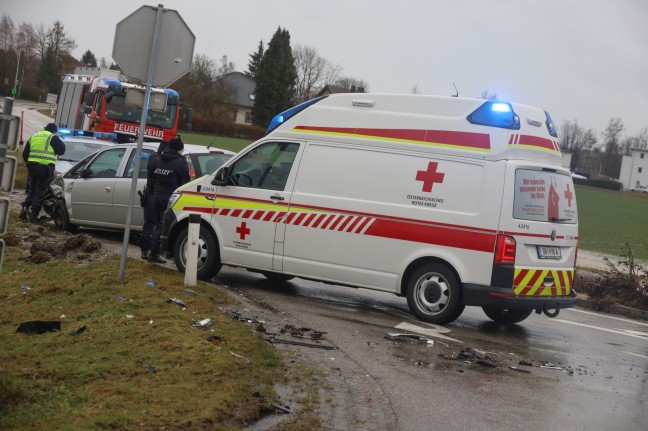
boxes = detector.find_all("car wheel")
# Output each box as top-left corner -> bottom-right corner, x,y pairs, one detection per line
53,199 -> 78,233
406,263 -> 464,324
482,307 -> 533,324
173,225 -> 221,280
260,272 -> 295,282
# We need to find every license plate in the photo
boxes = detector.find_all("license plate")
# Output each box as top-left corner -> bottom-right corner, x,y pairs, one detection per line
537,246 -> 561,259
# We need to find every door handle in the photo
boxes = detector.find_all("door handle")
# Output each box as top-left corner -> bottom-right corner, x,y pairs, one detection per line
205,196 -> 215,201
270,195 -> 284,201
104,186 -> 111,192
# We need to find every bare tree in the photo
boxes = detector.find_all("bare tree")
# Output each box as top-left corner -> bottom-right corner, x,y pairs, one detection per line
0,14 -> 16,82
335,76 -> 369,92
293,44 -> 342,103
601,118 -> 624,178
621,127 -> 648,155
559,119 -> 597,171
217,54 -> 235,76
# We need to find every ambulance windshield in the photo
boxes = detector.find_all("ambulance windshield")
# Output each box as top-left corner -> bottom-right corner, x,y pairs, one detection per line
513,169 -> 577,224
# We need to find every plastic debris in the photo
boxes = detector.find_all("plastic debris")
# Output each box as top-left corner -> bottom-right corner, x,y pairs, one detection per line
126,314 -> 135,319
21,285 -> 31,291
166,298 -> 186,308
207,335 -> 222,345
519,360 -> 533,367
272,403 -> 293,414
69,325 -> 87,336
16,321 -> 61,334
146,365 -> 157,373
191,318 -> 214,328
117,296 -> 126,301
385,332 -> 433,343
509,366 -> 531,374
230,351 -> 252,365
146,281 -> 155,286
268,337 -> 336,350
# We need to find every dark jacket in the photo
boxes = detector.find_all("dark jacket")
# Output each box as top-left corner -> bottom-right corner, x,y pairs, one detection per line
150,149 -> 190,193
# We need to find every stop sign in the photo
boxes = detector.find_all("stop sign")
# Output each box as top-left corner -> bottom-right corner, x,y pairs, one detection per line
113,5 -> 195,87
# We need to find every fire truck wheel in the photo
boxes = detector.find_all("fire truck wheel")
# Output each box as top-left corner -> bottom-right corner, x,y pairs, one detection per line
406,263 -> 464,324
53,199 -> 78,233
173,225 -> 221,280
482,307 -> 533,325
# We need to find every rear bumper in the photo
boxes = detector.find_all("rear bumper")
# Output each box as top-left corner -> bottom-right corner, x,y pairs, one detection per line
463,283 -> 578,309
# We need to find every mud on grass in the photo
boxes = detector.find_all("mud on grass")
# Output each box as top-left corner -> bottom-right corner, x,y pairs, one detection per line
0,248 -> 290,430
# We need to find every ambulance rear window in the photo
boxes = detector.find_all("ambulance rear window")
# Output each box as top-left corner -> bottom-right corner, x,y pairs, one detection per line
513,169 -> 577,224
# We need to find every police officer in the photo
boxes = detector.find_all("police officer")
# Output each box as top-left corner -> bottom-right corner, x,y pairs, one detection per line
139,140 -> 167,260
147,137 -> 190,263
20,123 -> 66,223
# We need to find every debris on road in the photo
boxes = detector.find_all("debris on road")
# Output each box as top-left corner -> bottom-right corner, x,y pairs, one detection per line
385,332 -> 434,345
166,298 -> 187,308
509,366 -> 532,374
268,337 -> 337,350
191,318 -> 214,329
69,325 -> 87,336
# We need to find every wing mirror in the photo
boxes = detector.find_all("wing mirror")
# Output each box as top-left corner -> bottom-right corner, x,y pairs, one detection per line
211,166 -> 228,186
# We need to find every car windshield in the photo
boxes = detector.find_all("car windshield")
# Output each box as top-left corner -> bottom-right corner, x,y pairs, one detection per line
59,141 -> 111,162
194,153 -> 234,175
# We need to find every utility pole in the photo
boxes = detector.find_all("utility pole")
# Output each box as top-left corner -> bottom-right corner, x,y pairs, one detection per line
12,50 -> 22,98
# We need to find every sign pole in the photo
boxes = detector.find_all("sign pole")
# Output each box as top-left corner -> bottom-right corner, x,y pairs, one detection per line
118,4 -> 164,282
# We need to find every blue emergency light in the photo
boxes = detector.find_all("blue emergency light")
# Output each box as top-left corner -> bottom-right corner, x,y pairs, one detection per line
467,100 -> 520,130
58,128 -> 117,140
544,110 -> 558,137
266,96 -> 328,134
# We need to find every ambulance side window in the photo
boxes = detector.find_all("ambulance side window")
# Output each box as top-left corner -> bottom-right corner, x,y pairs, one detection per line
228,142 -> 299,190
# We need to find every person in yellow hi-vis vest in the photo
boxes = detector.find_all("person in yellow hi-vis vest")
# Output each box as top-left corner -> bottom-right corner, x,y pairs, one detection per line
20,123 -> 66,223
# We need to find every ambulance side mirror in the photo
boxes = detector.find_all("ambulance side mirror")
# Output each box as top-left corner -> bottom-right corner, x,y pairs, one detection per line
211,166 -> 228,186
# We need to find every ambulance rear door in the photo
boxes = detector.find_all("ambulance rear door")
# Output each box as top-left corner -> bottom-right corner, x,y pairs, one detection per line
498,162 -> 578,296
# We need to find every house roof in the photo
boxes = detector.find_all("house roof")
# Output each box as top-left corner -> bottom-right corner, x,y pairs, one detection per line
215,72 -> 256,108
316,84 -> 367,97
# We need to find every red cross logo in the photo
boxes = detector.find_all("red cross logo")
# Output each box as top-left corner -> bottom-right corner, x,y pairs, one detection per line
236,222 -> 251,240
564,184 -> 573,207
416,162 -> 445,193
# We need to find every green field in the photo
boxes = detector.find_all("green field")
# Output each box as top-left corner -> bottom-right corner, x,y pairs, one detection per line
576,186 -> 648,261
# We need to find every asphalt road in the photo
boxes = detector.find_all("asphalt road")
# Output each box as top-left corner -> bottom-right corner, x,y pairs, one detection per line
211,267 -> 647,431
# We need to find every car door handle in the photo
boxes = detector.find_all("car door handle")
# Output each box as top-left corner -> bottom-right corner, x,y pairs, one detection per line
205,196 -> 215,201
104,186 -> 112,192
270,195 -> 284,201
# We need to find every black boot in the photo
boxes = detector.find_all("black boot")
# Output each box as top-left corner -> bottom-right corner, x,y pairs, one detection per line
147,253 -> 166,264
19,206 -> 28,220
29,212 -> 40,224
141,249 -> 149,260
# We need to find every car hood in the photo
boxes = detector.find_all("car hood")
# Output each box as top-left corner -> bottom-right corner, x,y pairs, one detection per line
55,160 -> 75,175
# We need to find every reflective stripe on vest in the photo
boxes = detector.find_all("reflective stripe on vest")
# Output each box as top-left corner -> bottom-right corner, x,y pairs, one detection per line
27,131 -> 57,165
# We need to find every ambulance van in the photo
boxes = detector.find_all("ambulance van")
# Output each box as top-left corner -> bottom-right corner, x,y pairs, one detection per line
161,94 -> 578,325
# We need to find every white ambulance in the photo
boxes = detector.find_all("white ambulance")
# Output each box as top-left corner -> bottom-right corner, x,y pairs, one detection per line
161,94 -> 578,325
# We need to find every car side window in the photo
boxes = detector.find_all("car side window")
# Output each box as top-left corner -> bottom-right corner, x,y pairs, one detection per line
228,142 -> 299,190
125,149 -> 155,178
85,148 -> 126,178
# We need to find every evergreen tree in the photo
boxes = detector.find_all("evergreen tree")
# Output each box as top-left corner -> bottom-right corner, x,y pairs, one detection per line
252,28 -> 296,127
36,45 -> 61,94
81,49 -> 97,67
246,40 -> 264,80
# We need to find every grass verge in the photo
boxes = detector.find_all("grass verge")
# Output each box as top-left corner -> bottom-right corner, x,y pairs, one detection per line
0,245 -> 288,430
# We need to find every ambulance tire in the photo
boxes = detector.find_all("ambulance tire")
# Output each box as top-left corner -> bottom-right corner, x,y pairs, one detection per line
173,225 -> 222,280
482,307 -> 533,325
53,199 -> 78,233
406,263 -> 464,324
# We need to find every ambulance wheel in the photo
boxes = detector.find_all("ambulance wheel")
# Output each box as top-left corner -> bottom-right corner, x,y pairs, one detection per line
53,199 -> 77,233
406,263 -> 464,324
173,225 -> 221,280
482,307 -> 533,325
261,272 -> 295,282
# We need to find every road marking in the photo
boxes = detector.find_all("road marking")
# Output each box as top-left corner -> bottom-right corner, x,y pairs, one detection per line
566,308 -> 648,327
553,319 -> 648,340
623,351 -> 648,360
395,322 -> 463,343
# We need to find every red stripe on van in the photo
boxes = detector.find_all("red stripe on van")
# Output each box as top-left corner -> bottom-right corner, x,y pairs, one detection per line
293,213 -> 307,225
345,216 -> 362,232
320,214 -> 336,229
518,135 -> 558,152
365,219 -> 495,252
354,217 -> 373,233
311,214 -> 327,228
302,213 -> 317,227
253,211 -> 265,220
242,210 -> 253,219
328,215 -> 345,230
337,216 -> 354,231
263,211 -> 275,221
293,126 -> 491,151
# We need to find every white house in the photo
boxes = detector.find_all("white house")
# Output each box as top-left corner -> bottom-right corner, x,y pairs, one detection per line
619,148 -> 648,189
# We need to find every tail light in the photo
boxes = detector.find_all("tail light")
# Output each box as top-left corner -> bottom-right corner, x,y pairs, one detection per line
185,155 -> 196,179
495,235 -> 516,265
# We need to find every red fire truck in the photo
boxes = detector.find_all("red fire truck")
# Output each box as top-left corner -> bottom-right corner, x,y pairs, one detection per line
55,67 -> 183,143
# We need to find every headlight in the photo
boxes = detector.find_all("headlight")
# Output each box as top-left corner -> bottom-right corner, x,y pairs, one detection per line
167,193 -> 181,209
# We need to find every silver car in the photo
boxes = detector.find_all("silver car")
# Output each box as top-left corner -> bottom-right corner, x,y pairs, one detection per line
56,136 -> 116,175
44,142 -> 234,232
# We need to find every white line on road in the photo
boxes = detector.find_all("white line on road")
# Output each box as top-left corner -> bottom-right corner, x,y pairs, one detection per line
623,351 -> 648,360
395,322 -> 463,343
566,308 -> 648,327
553,319 -> 648,341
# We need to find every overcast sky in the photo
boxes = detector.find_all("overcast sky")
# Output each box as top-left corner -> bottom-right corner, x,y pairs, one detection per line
5,0 -> 648,137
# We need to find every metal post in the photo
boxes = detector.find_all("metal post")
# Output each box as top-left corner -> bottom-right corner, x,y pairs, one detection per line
184,213 -> 200,286
0,98 -> 14,180
119,4 -> 164,282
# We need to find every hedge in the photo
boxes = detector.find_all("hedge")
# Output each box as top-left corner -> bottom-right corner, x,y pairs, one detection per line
574,178 -> 622,191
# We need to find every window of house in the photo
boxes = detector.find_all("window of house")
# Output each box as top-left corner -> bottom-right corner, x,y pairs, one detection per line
639,167 -> 643,173
641,153 -> 645,159
244,112 -> 252,123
